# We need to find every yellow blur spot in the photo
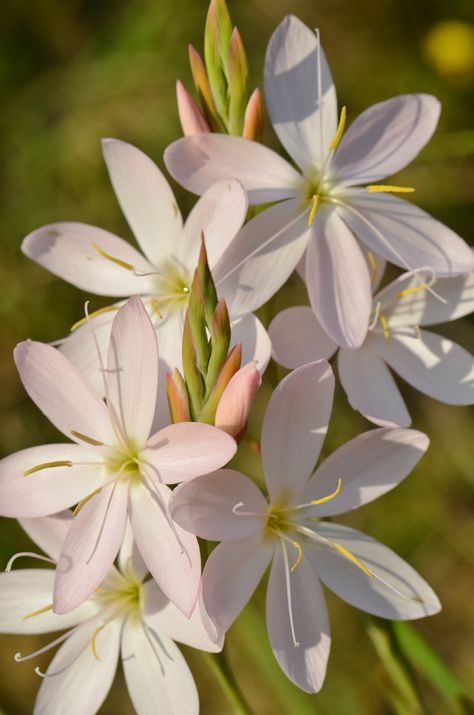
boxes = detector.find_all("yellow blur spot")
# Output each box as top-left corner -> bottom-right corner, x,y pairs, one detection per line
397,283 -> 432,299
329,106 -> 347,150
149,296 -> 163,318
366,185 -> 415,193
22,603 -> 53,621
379,312 -> 390,344
308,195 -> 320,226
423,21 -> 474,78
333,543 -> 374,577
311,478 -> 342,506
368,251 -> 378,288
23,461 -> 73,476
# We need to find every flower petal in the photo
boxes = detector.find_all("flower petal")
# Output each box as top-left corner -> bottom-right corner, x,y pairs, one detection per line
181,180 -> 248,270
339,190 -> 474,276
143,423 -> 236,484
202,535 -> 273,634
332,94 -> 440,186
107,296 -> 158,445
266,546 -> 330,693
22,222 -> 156,296
54,481 -> 129,614
215,199 -> 311,316
269,306 -> 338,369
309,522 -> 441,619
170,470 -> 267,541
261,361 -> 335,503
215,363 -> 262,438
164,134 -> 301,204
129,482 -> 201,617
19,511 -> 73,561
337,344 -> 411,427
372,329 -> 474,405
14,341 -> 115,444
265,15 -> 338,174
0,444 -> 105,518
34,616 -> 121,715
0,570 -> 95,634
300,427 -> 429,516
306,209 -> 372,348
230,313 -> 272,373
117,520 -> 147,583
102,138 -> 183,267
142,582 -> 222,652
121,618 -> 199,715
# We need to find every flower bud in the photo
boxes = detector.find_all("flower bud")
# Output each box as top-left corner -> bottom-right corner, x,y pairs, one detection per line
215,361 -> 261,439
176,80 -> 210,136
243,88 -> 263,142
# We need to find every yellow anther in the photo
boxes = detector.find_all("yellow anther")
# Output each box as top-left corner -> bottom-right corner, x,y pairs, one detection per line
22,603 -> 53,621
90,625 -> 105,661
311,478 -> 342,506
73,488 -> 102,516
308,195 -> 320,226
149,296 -> 163,318
290,541 -> 303,573
70,431 -> 104,446
397,283 -> 431,299
367,251 -> 378,288
70,305 -> 118,332
379,312 -> 390,344
333,543 -> 374,577
366,185 -> 415,193
23,461 -> 73,477
91,243 -> 135,271
328,105 -> 347,150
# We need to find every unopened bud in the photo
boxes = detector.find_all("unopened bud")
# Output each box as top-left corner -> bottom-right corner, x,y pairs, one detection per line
176,80 -> 210,136
243,88 -> 263,142
227,27 -> 249,135
166,369 -> 191,422
215,362 -> 261,439
188,44 -> 221,131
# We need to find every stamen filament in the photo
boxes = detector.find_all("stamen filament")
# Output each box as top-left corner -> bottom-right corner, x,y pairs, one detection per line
90,625 -> 105,661
280,540 -> 300,647
5,552 -> 56,572
367,251 -> 378,288
70,305 -> 118,332
22,603 -> 53,621
15,627 -> 77,662
379,312 -> 390,344
149,296 -> 162,318
73,488 -> 103,516
366,185 -> 415,193
328,105 -> 347,151
23,461 -> 73,477
92,243 -> 135,271
70,431 -> 104,446
333,542 -> 374,577
310,478 -> 342,506
308,195 -> 320,226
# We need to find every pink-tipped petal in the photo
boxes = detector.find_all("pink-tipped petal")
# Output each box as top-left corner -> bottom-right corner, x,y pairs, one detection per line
261,361 -> 335,502
19,511 -> 73,561
265,15 -> 338,174
269,307 -> 338,369
332,94 -> 441,186
53,481 -> 129,614
306,209 -> 372,349
300,428 -> 429,516
143,422 -> 236,484
266,548 -> 330,693
176,79 -> 211,136
170,470 -> 267,541
14,341 -> 115,444
22,222 -> 156,296
107,296 -> 158,445
215,363 -> 261,438
129,482 -> 201,616
102,139 -> 183,268
230,314 -> 272,373
164,134 -> 301,204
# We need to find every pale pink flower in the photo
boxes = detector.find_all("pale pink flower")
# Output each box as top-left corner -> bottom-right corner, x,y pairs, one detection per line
164,15 -> 474,349
176,79 -> 211,135
214,361 -> 262,438
0,296 -> 236,615
170,362 -> 440,692
22,139 -> 271,403
1,513 -> 220,715
269,269 -> 474,427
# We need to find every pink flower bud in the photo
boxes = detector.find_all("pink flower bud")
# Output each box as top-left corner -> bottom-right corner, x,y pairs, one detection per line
176,80 -> 211,136
243,87 -> 263,141
215,362 -> 261,439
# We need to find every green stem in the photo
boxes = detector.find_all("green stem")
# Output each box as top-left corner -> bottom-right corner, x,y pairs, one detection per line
200,649 -> 255,715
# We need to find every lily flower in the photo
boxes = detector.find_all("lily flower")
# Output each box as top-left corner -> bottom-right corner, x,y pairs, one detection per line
0,296 -> 236,615
22,139 -> 271,399
170,361 -> 440,692
269,268 -> 474,427
1,513 -> 220,715
164,14 -> 474,349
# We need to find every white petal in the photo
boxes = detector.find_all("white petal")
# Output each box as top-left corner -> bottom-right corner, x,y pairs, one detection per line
121,618 -> 199,715
142,582 -> 222,652
309,523 -> 441,619
129,482 -> 201,617
164,134 -> 301,204
54,481 -> 129,614
34,616 -> 121,715
265,15 -> 338,174
300,427 -> 429,516
262,361 -> 335,502
19,512 -> 73,561
337,344 -> 411,427
339,190 -> 474,276
170,470 -> 267,541
331,94 -> 440,186
372,329 -> 474,405
22,222 -> 156,296
266,547 -> 330,692
215,199 -> 311,316
102,138 -> 183,267
117,520 -> 148,583
202,536 -> 273,634
269,306 -> 338,369
181,180 -> 247,270
230,313 -> 272,373
306,209 -> 372,348
0,570 -> 94,634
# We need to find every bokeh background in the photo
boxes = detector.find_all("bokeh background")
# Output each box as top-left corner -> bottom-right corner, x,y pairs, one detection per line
0,0 -> 473,713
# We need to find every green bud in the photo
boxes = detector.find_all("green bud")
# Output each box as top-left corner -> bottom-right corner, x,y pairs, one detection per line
205,299 -> 231,395
227,28 -> 249,135
204,2 -> 229,121
188,44 -> 222,131
199,343 -> 242,424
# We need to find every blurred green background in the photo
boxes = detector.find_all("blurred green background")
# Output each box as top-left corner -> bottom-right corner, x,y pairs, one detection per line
0,0 -> 473,713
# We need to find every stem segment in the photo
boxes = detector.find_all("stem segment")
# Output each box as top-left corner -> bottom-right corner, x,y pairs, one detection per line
200,649 -> 255,715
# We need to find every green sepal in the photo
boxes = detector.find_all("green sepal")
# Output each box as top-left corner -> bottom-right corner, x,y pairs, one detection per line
182,313 -> 205,419
205,298 -> 231,396
188,44 -> 222,131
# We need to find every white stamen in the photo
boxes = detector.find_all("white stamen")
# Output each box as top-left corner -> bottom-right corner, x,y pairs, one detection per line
86,481 -> 118,565
280,540 -> 300,648
15,627 -> 78,663
5,552 -> 56,572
